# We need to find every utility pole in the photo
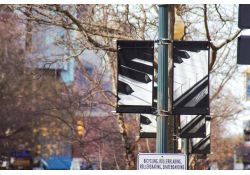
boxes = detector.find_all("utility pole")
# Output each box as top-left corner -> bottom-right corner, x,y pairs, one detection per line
183,138 -> 190,169
156,5 -> 173,153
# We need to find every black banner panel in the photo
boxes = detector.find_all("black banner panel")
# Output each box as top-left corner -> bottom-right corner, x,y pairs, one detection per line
139,81 -> 157,138
191,121 -> 211,154
140,114 -> 157,138
237,36 -> 250,65
238,4 -> 250,29
139,114 -> 210,139
191,135 -> 210,154
180,115 -> 206,138
173,41 -> 210,115
116,40 -> 154,113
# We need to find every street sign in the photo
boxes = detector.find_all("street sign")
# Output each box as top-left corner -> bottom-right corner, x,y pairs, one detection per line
116,40 -> 154,113
137,153 -> 187,170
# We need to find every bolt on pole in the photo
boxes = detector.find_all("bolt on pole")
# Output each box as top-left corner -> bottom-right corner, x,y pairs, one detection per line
156,4 -> 169,153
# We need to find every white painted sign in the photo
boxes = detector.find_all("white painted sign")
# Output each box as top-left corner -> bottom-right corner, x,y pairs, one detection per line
137,153 -> 187,170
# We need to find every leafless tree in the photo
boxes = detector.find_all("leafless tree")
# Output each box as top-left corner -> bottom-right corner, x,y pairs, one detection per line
1,4 -> 244,169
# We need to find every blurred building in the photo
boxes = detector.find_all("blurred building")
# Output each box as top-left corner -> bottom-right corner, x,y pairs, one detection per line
26,23 -> 76,85
230,65 -> 250,169
234,120 -> 250,170
242,121 -> 250,169
24,17 -> 77,162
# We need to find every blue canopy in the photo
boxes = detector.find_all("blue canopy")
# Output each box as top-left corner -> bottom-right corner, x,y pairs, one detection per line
41,156 -> 72,170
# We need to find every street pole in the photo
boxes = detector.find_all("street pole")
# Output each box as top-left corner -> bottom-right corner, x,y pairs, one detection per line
183,138 -> 190,170
156,5 -> 169,153
186,139 -> 190,170
173,115 -> 177,153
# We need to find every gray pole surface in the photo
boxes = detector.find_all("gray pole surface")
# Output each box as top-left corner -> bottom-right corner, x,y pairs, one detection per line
187,139 -> 189,170
156,5 -> 169,153
181,138 -> 190,170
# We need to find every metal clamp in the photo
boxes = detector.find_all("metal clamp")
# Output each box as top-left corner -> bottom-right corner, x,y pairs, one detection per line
155,38 -> 173,45
151,108 -> 172,117
156,109 -> 171,117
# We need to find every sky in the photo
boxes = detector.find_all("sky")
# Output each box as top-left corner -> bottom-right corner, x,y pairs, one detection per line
221,29 -> 250,136
225,60 -> 250,136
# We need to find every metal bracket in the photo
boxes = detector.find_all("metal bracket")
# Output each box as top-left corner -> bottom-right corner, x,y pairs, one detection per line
151,108 -> 173,117
155,109 -> 171,117
155,38 -> 173,45
205,115 -> 212,121
172,134 -> 179,141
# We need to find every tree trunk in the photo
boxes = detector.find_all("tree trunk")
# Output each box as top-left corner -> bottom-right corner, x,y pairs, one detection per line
108,52 -> 136,169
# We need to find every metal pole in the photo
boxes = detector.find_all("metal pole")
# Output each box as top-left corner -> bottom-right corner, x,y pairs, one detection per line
173,115 -> 177,153
156,5 -> 169,153
183,138 -> 190,170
